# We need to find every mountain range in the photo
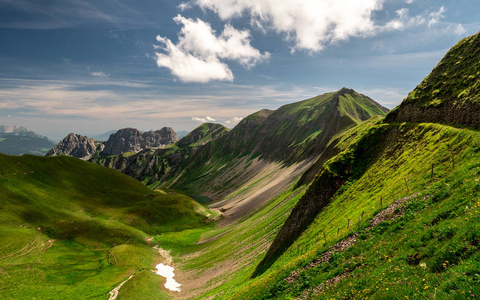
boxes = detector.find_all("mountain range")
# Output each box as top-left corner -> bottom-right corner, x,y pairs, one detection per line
1,31 -> 479,300
0,125 -> 56,156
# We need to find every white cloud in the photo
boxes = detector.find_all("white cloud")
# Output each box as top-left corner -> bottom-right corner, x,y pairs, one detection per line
90,71 -> 109,78
382,6 -> 449,32
87,67 -> 109,78
188,0 -> 456,53
384,8 -> 425,31
192,0 -> 384,52
154,15 -> 269,83
225,116 -> 243,126
428,6 -> 446,28
192,116 -> 216,123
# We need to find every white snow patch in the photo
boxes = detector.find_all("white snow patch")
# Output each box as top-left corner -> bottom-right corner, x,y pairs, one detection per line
155,263 -> 181,292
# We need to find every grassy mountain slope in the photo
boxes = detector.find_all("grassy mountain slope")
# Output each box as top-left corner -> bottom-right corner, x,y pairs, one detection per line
135,117 -> 385,299
217,31 -> 480,299
0,154 -> 213,299
229,122 -> 480,299
385,31 -> 480,128
161,89 -> 387,224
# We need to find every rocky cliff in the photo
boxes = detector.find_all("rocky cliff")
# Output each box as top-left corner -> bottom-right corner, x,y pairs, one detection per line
101,127 -> 178,155
47,127 -> 179,160
46,133 -> 103,160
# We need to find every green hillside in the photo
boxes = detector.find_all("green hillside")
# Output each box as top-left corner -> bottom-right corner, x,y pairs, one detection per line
138,31 -> 480,300
0,154 -> 213,299
164,88 -> 387,199
386,31 -> 480,128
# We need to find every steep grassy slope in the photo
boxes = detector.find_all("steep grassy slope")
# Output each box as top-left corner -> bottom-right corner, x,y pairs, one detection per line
218,31 -> 480,299
139,117 -> 386,299
216,122 -> 480,300
0,154 -> 213,299
386,31 -> 480,128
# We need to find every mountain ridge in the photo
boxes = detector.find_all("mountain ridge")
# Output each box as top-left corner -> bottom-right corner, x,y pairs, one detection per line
0,125 -> 56,156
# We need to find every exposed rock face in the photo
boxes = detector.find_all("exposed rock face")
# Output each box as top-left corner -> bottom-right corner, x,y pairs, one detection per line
46,133 -> 102,160
101,127 -> 178,155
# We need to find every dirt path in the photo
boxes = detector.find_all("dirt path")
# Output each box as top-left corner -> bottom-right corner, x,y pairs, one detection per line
154,245 -> 173,265
108,275 -> 134,300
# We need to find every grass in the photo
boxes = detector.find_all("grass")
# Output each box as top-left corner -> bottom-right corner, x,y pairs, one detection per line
212,122 -> 480,299
0,154 -> 214,299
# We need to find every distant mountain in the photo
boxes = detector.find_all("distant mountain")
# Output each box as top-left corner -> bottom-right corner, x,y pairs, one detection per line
47,127 -> 179,160
91,123 -> 229,185
46,133 -> 104,160
0,125 -> 55,156
157,88 -> 388,223
102,127 -> 178,155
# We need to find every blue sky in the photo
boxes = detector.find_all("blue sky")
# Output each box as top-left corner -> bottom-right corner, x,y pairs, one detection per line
0,0 -> 479,140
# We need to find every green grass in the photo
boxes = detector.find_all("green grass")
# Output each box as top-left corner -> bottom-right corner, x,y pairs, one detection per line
0,154 -> 214,299
214,122 -> 480,299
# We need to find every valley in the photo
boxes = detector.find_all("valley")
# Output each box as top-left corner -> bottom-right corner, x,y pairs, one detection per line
1,30 -> 480,300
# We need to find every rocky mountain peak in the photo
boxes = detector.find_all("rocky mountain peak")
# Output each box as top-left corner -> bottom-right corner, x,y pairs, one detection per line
101,127 -> 178,155
46,133 -> 102,160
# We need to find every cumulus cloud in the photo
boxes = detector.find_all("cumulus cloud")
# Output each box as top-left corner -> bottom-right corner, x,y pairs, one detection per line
191,0 -> 384,52
187,0 -> 453,52
192,116 -> 216,123
225,116 -> 243,126
154,15 -> 269,83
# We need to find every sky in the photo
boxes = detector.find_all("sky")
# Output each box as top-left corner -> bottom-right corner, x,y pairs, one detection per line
0,0 -> 479,140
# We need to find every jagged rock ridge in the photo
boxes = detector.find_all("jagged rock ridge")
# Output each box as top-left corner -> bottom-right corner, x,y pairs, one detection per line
47,127 -> 179,160
91,123 -> 229,185
102,127 -> 178,155
46,133 -> 103,160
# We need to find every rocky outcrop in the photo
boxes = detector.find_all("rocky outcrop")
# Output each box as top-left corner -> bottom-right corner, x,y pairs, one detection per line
101,127 -> 178,155
46,133 -> 103,160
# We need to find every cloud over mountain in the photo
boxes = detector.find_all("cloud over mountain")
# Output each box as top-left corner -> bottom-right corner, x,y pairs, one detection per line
154,15 -> 269,83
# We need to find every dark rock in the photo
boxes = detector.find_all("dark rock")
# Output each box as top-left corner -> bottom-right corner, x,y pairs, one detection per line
101,127 -> 178,155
